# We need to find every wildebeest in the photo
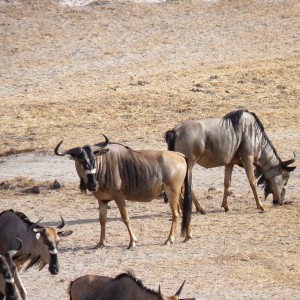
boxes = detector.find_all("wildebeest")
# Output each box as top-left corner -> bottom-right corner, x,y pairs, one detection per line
69,270 -> 194,300
54,134 -> 192,249
0,247 -> 20,300
165,109 -> 296,213
0,210 -> 65,300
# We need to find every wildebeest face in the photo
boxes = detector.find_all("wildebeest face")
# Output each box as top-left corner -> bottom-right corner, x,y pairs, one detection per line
270,171 -> 291,205
54,134 -> 110,192
31,218 -> 64,275
75,146 -> 109,192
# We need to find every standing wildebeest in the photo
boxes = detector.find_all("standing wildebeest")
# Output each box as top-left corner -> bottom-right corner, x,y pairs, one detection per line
54,134 -> 192,249
165,109 -> 296,213
0,210 -> 65,300
69,271 -> 194,300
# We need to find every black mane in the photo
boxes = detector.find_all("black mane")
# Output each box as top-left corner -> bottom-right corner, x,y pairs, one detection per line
0,209 -> 35,226
114,271 -> 163,299
222,109 -> 247,131
222,109 -> 281,162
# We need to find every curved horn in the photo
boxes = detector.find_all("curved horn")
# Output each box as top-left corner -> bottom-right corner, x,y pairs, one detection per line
30,217 -> 44,232
54,140 -> 83,157
54,140 -> 66,156
158,285 -> 163,297
283,151 -> 297,166
57,215 -> 65,230
94,133 -> 110,149
175,280 -> 186,296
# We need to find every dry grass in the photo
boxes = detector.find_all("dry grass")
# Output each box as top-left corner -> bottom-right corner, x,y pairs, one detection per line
0,0 -> 299,154
0,0 -> 299,299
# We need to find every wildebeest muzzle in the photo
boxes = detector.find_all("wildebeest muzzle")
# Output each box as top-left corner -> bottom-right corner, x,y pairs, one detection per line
86,173 -> 98,191
49,252 -> 59,275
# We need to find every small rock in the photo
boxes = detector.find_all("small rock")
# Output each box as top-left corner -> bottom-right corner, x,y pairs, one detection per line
0,181 -> 12,190
227,190 -> 234,196
51,179 -> 63,190
31,186 -> 42,194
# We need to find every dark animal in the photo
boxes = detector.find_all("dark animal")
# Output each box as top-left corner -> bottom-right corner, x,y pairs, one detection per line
0,248 -> 20,300
54,134 -> 192,249
165,109 -> 296,213
69,271 -> 194,300
0,210 -> 65,299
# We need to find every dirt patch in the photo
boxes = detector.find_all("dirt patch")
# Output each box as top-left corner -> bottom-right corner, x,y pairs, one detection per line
0,0 -> 299,299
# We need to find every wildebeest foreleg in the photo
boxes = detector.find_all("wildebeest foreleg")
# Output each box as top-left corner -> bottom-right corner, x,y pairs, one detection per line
95,200 -> 109,249
115,196 -> 137,250
14,267 -> 27,300
4,252 -> 27,300
191,189 -> 206,214
221,164 -> 234,212
243,160 -> 264,211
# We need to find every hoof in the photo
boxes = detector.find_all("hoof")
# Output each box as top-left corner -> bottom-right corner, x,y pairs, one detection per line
222,205 -> 229,212
196,207 -> 206,214
127,241 -> 137,250
164,239 -> 174,246
94,242 -> 105,249
183,236 -> 192,243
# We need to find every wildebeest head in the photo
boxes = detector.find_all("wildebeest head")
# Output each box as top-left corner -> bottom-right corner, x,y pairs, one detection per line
26,216 -> 65,275
256,152 -> 296,205
54,134 -> 109,192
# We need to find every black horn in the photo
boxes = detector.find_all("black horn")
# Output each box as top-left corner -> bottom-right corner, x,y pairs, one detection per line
175,280 -> 186,296
57,215 -> 65,230
158,285 -> 163,297
54,140 -> 65,156
283,151 -> 297,166
94,133 -> 110,148
30,217 -> 44,232
54,140 -> 83,157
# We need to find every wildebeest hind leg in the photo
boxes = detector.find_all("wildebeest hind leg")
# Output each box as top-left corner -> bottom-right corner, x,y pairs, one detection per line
221,164 -> 234,212
164,190 -> 180,245
189,171 -> 206,214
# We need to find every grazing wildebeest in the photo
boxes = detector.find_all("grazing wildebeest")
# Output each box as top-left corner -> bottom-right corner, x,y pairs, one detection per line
165,109 -> 296,213
54,134 -> 192,249
0,248 -> 20,300
69,271 -> 194,300
0,210 -> 65,300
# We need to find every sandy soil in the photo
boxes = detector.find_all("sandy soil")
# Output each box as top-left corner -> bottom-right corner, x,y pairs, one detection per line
0,0 -> 299,299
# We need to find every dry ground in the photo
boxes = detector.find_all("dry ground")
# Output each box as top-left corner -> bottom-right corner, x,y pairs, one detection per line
0,0 -> 299,299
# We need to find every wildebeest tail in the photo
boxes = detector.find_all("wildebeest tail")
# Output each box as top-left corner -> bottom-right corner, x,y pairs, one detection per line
164,129 -> 176,151
163,129 -> 176,204
181,157 -> 192,237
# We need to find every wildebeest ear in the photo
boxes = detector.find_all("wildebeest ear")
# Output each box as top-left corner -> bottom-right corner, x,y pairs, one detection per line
94,149 -> 109,156
58,230 -> 73,237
